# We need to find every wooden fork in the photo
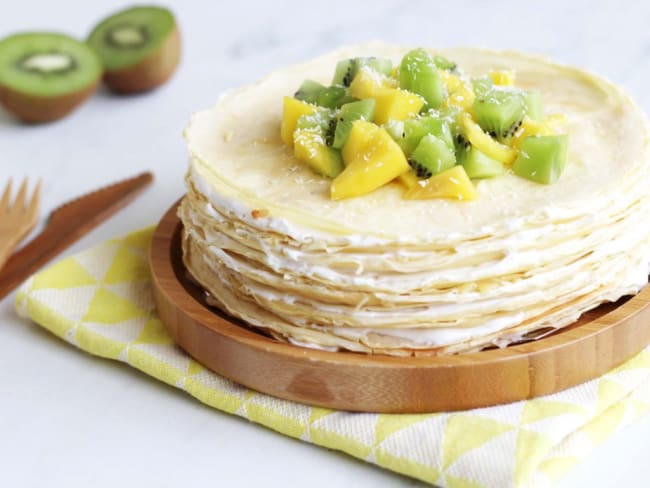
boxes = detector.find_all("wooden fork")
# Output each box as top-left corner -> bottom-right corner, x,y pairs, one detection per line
0,179 -> 41,271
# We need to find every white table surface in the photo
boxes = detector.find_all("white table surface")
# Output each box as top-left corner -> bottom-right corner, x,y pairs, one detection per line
2,1 -> 650,486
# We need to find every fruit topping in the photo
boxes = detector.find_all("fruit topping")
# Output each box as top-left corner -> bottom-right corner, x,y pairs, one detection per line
279,47 -> 569,200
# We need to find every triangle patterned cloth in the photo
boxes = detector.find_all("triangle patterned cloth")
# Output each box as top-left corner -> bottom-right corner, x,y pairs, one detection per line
14,228 -> 650,487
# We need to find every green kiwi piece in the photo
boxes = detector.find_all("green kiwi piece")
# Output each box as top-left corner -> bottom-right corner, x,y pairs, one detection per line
433,55 -> 457,71
332,99 -> 375,149
472,89 -> 525,140
0,32 -> 102,123
513,135 -> 568,184
399,48 -> 444,109
87,5 -> 180,93
522,90 -> 544,121
332,57 -> 392,87
317,85 -> 356,108
471,76 -> 494,97
460,147 -> 505,178
294,79 -> 326,104
387,116 -> 454,156
294,113 -> 343,177
296,109 -> 337,146
408,134 -> 456,179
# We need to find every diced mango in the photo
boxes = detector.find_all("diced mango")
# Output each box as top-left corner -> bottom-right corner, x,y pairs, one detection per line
341,120 -> 380,165
459,113 -> 517,165
281,96 -> 316,146
348,68 -> 397,99
404,165 -> 476,200
488,70 -> 516,86
373,88 -> 425,125
439,71 -> 475,111
293,129 -> 344,178
509,114 -> 568,149
331,127 -> 409,200
397,171 -> 420,189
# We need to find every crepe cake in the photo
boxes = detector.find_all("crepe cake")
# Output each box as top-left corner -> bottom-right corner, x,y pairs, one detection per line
178,42 -> 650,356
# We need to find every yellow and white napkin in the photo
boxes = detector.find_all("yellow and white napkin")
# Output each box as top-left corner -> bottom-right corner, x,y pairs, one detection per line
14,228 -> 650,488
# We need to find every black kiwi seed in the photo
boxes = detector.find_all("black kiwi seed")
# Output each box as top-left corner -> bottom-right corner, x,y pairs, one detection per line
342,59 -> 358,87
456,134 -> 470,149
325,118 -> 337,146
408,159 -> 433,179
503,119 -> 523,139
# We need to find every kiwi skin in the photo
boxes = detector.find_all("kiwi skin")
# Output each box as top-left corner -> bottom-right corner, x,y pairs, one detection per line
0,79 -> 99,124
102,26 -> 181,94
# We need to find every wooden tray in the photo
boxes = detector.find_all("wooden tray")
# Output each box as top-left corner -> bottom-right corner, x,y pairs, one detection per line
150,200 -> 650,413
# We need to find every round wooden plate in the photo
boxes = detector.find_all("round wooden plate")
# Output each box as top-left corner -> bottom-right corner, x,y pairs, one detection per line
150,200 -> 650,413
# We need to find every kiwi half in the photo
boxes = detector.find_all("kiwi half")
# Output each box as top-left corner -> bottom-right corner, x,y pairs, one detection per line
87,6 -> 180,93
0,32 -> 102,123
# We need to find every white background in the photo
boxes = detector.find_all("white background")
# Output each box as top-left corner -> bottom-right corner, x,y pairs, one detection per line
2,0 -> 650,486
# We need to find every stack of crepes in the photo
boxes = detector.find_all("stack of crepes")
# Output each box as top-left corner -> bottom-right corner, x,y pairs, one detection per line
178,43 -> 650,356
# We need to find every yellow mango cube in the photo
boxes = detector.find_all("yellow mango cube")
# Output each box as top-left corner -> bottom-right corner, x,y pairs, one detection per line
509,114 -> 567,149
397,171 -> 420,189
281,96 -> 316,146
404,165 -> 476,200
459,113 -> 517,165
331,127 -> 409,200
488,70 -> 516,86
341,120 -> 380,165
348,68 -> 396,99
440,71 -> 475,111
293,129 -> 344,178
373,88 -> 424,125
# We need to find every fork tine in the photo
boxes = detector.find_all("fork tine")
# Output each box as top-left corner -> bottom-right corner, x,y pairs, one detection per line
0,179 -> 12,212
15,177 -> 29,210
27,179 -> 42,218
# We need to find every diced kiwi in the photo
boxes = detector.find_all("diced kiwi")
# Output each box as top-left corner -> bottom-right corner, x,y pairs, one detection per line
385,116 -> 454,156
332,99 -> 376,149
408,134 -> 456,178
522,90 -> 544,121
317,85 -> 356,108
0,32 -> 102,123
513,135 -> 568,184
384,119 -> 405,146
433,55 -> 457,71
472,89 -> 525,140
293,129 -> 344,178
399,48 -> 444,109
437,105 -> 462,138
296,109 -> 336,146
471,76 -> 494,97
294,79 -> 326,104
332,57 -> 393,87
460,147 -> 505,178
87,5 -> 180,93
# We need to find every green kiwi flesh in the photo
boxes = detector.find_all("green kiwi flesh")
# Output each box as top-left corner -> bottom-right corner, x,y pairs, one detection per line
332,57 -> 392,87
460,147 -> 505,178
399,48 -> 444,109
522,90 -> 544,120
87,5 -> 179,93
513,135 -> 568,184
294,80 -> 326,104
0,32 -> 102,122
296,109 -> 336,146
332,99 -> 376,149
472,89 -> 525,140
408,134 -> 456,178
